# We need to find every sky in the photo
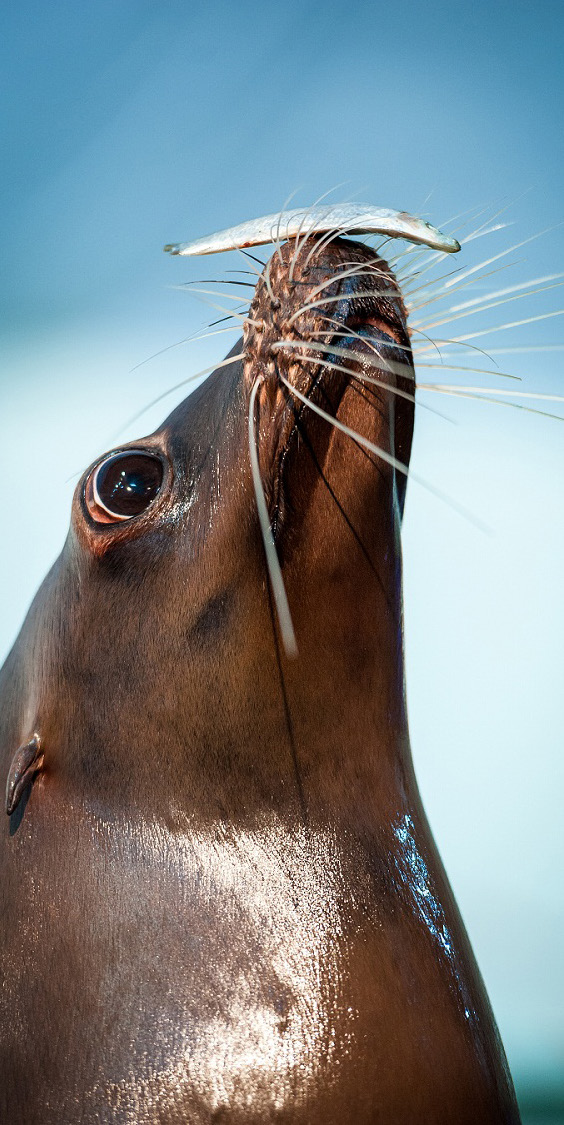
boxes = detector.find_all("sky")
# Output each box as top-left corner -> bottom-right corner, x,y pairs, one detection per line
1,1 -> 563,1113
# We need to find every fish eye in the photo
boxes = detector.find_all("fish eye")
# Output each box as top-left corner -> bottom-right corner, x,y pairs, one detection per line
85,450 -> 164,524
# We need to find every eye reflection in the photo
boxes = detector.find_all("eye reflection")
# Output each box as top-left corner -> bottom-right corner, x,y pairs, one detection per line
86,450 -> 164,523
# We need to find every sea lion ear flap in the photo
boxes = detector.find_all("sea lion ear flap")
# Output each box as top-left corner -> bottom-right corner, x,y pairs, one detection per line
164,204 -> 461,258
6,735 -> 44,816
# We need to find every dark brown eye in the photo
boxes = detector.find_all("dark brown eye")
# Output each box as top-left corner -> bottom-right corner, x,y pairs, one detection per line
86,451 -> 164,524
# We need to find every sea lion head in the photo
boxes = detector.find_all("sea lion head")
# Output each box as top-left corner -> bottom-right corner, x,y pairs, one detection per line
2,214 -> 451,828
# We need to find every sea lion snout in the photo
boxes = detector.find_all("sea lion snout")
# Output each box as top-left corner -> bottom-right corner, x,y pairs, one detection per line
243,236 -> 415,525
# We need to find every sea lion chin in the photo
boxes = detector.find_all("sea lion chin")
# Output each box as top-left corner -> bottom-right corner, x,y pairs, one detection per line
0,219 -> 520,1123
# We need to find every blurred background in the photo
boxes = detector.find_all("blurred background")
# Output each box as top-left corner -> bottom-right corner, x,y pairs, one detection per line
1,2 -> 563,1119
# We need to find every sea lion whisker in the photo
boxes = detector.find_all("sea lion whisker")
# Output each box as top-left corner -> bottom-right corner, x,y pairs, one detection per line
248,377 -> 298,659
411,332 -> 498,362
129,324 -> 240,373
273,188 -> 303,265
182,278 -> 256,289
311,326 -> 513,384
199,323 -> 244,335
457,186 -> 534,243
392,203 -> 511,274
286,289 -> 406,327
288,212 -> 335,282
462,220 -> 515,244
398,263 -> 464,296
285,190 -> 345,270
401,258 -> 516,300
302,223 -> 360,271
231,243 -> 279,303
118,353 -> 246,435
175,289 -> 263,328
177,286 -> 251,303
288,187 -> 352,279
238,248 -> 266,267
272,344 -> 451,421
446,272 -> 564,312
415,308 -> 564,346
419,384 -> 564,403
314,327 -> 414,359
418,385 -> 564,421
272,339 -> 414,383
394,205 -> 517,284
410,280 -> 564,332
451,344 -> 564,355
404,258 -> 526,312
262,251 -> 279,307
278,374 -> 488,529
263,577 -> 308,823
416,361 -> 519,381
384,244 -> 435,271
304,259 -> 392,301
170,287 -> 249,318
441,223 -> 564,291
311,312 -> 417,363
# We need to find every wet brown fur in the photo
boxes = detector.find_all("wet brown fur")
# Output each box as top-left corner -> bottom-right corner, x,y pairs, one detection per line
0,237 -> 520,1122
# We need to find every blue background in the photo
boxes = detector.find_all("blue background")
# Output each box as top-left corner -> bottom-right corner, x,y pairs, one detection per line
1,3 -> 563,1119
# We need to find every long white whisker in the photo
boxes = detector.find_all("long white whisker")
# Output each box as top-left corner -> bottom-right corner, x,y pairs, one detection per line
312,317 -> 414,358
462,221 -> 515,243
396,200 -> 523,286
447,273 -> 564,311
404,258 -> 523,310
302,222 -> 353,271
117,352 -> 245,436
177,286 -> 252,303
288,188 -> 349,281
418,385 -> 564,421
271,344 -> 451,421
418,384 -> 564,402
288,184 -> 353,279
418,308 -> 564,345
278,374 -> 489,530
272,338 -> 413,382
450,345 -> 564,356
248,378 -> 297,659
275,189 -> 302,265
304,259 -> 391,301
411,280 -> 564,332
286,288 -> 405,327
175,289 -> 261,326
415,361 -> 519,381
129,325 -> 240,372
442,224 -> 564,291
412,332 -> 510,361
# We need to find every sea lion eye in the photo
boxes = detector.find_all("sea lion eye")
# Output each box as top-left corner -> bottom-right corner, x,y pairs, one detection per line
85,451 -> 164,524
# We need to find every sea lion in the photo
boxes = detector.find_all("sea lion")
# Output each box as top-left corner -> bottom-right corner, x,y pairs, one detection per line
0,210 -> 520,1123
